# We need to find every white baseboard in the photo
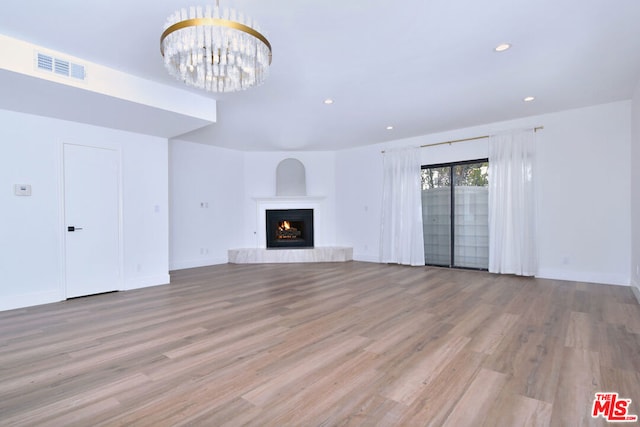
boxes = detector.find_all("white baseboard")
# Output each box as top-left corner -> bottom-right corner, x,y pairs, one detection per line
123,274 -> 171,290
0,274 -> 173,312
170,257 -> 228,271
631,285 -> 640,304
536,268 -> 630,287
353,254 -> 380,263
631,278 -> 640,304
0,290 -> 62,312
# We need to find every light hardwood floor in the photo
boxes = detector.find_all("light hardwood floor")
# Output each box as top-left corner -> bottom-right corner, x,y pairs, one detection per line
1,262 -> 639,426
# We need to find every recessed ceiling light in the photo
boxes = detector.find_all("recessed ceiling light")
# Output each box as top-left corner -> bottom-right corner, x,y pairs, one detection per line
494,43 -> 511,52
323,98 -> 334,105
386,126 -> 394,130
523,96 -> 535,102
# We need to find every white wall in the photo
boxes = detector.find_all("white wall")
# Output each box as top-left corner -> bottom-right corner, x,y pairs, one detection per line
335,147 -> 382,262
168,148 -> 338,264
242,151 -> 337,248
0,109 -> 169,311
535,102 -> 630,285
336,101 -> 632,286
169,140 -> 245,269
632,80 -> 640,296
122,138 -> 170,289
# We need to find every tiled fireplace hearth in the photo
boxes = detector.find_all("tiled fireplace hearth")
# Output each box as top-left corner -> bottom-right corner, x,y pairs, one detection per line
228,247 -> 353,263
228,196 -> 353,264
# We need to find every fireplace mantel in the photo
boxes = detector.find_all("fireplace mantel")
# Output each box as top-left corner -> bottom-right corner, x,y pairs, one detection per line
253,196 -> 325,249
252,196 -> 325,203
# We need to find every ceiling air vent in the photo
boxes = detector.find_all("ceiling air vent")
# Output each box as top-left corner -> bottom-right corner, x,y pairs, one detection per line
54,58 -> 69,76
36,53 -> 53,72
35,52 -> 86,81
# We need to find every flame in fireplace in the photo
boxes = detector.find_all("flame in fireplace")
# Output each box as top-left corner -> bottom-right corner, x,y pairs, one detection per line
277,220 -> 301,239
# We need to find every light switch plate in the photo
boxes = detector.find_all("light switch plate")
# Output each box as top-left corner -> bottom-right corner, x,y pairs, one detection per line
14,184 -> 32,196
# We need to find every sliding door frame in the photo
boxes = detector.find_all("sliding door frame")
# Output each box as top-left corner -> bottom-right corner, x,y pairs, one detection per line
421,158 -> 489,270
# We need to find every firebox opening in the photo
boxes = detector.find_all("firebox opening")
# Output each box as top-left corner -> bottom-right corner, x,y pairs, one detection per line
277,220 -> 303,239
266,209 -> 314,249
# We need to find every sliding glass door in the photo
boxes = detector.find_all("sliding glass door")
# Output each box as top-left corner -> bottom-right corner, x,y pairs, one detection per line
421,165 -> 451,266
421,159 -> 489,269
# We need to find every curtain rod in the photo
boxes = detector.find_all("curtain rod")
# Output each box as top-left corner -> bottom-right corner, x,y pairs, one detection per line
381,126 -> 544,153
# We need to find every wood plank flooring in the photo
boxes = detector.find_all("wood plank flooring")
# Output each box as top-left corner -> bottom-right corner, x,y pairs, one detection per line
1,262 -> 639,426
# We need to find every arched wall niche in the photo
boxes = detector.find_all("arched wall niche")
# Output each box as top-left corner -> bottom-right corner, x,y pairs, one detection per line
276,158 -> 306,196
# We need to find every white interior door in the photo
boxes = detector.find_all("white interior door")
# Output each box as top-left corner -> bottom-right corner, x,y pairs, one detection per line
64,143 -> 121,298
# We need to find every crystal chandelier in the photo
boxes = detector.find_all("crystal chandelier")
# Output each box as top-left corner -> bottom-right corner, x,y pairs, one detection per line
160,2 -> 272,93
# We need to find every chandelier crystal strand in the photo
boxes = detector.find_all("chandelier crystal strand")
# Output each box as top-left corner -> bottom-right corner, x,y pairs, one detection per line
160,2 -> 272,93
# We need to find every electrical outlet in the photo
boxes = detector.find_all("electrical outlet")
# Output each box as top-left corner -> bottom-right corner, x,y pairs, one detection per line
14,184 -> 31,196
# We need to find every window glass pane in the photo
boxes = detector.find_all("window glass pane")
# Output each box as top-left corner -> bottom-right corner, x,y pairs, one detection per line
421,167 -> 451,266
453,162 -> 488,269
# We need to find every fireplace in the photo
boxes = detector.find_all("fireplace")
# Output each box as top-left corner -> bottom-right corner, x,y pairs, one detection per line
266,209 -> 314,248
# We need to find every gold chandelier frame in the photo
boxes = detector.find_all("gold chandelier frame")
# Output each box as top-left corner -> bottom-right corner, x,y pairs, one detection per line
160,17 -> 272,65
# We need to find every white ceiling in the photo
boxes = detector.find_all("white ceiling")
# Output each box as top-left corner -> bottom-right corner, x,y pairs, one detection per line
1,0 -> 640,151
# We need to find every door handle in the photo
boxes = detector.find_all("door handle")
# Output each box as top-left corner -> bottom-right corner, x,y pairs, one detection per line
67,226 -> 84,232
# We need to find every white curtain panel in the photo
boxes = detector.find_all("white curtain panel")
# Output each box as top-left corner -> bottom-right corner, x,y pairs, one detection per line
380,147 -> 425,266
488,130 -> 537,276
